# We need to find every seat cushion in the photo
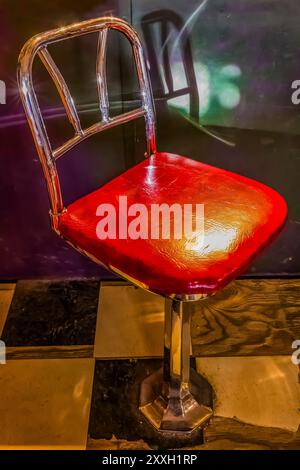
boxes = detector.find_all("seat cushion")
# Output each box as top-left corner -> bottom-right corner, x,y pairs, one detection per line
58,152 -> 287,297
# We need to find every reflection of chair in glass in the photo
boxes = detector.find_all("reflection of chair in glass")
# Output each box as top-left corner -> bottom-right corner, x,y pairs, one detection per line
141,9 -> 234,146
18,17 -> 287,432
141,9 -> 199,120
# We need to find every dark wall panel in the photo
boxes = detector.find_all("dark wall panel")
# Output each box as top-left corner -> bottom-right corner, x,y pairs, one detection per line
0,0 -> 131,279
132,0 -> 300,276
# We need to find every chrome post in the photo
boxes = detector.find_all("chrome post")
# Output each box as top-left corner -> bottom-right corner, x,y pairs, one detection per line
139,299 -> 213,432
163,299 -> 190,396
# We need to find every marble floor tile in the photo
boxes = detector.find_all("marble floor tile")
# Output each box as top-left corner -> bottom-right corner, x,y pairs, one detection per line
94,283 -> 164,358
0,284 -> 15,336
196,356 -> 300,432
0,358 -> 95,449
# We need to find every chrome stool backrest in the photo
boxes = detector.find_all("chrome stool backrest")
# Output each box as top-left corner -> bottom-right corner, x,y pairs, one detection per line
18,17 -> 156,223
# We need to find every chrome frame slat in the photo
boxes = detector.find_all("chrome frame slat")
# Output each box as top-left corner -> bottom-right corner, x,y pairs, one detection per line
96,28 -> 109,122
38,47 -> 82,135
53,107 -> 145,160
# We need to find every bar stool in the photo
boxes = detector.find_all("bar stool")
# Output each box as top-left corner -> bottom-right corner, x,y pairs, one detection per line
18,16 -> 287,432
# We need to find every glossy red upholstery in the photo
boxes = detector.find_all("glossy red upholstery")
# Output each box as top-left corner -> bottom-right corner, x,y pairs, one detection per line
58,152 -> 287,297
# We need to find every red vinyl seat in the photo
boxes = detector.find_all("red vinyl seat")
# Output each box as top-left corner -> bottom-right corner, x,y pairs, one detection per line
58,152 -> 287,298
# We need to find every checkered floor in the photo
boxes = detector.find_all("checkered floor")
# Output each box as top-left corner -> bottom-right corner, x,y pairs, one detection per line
0,280 -> 299,450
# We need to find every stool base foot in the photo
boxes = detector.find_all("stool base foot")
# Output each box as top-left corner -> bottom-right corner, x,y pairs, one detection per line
139,367 -> 213,432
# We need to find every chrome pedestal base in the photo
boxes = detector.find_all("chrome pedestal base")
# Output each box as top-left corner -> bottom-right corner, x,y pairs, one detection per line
139,299 -> 213,432
140,367 -> 212,432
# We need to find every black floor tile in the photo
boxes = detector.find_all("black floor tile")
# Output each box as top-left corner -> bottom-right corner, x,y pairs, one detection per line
2,280 -> 99,346
89,359 -> 213,449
